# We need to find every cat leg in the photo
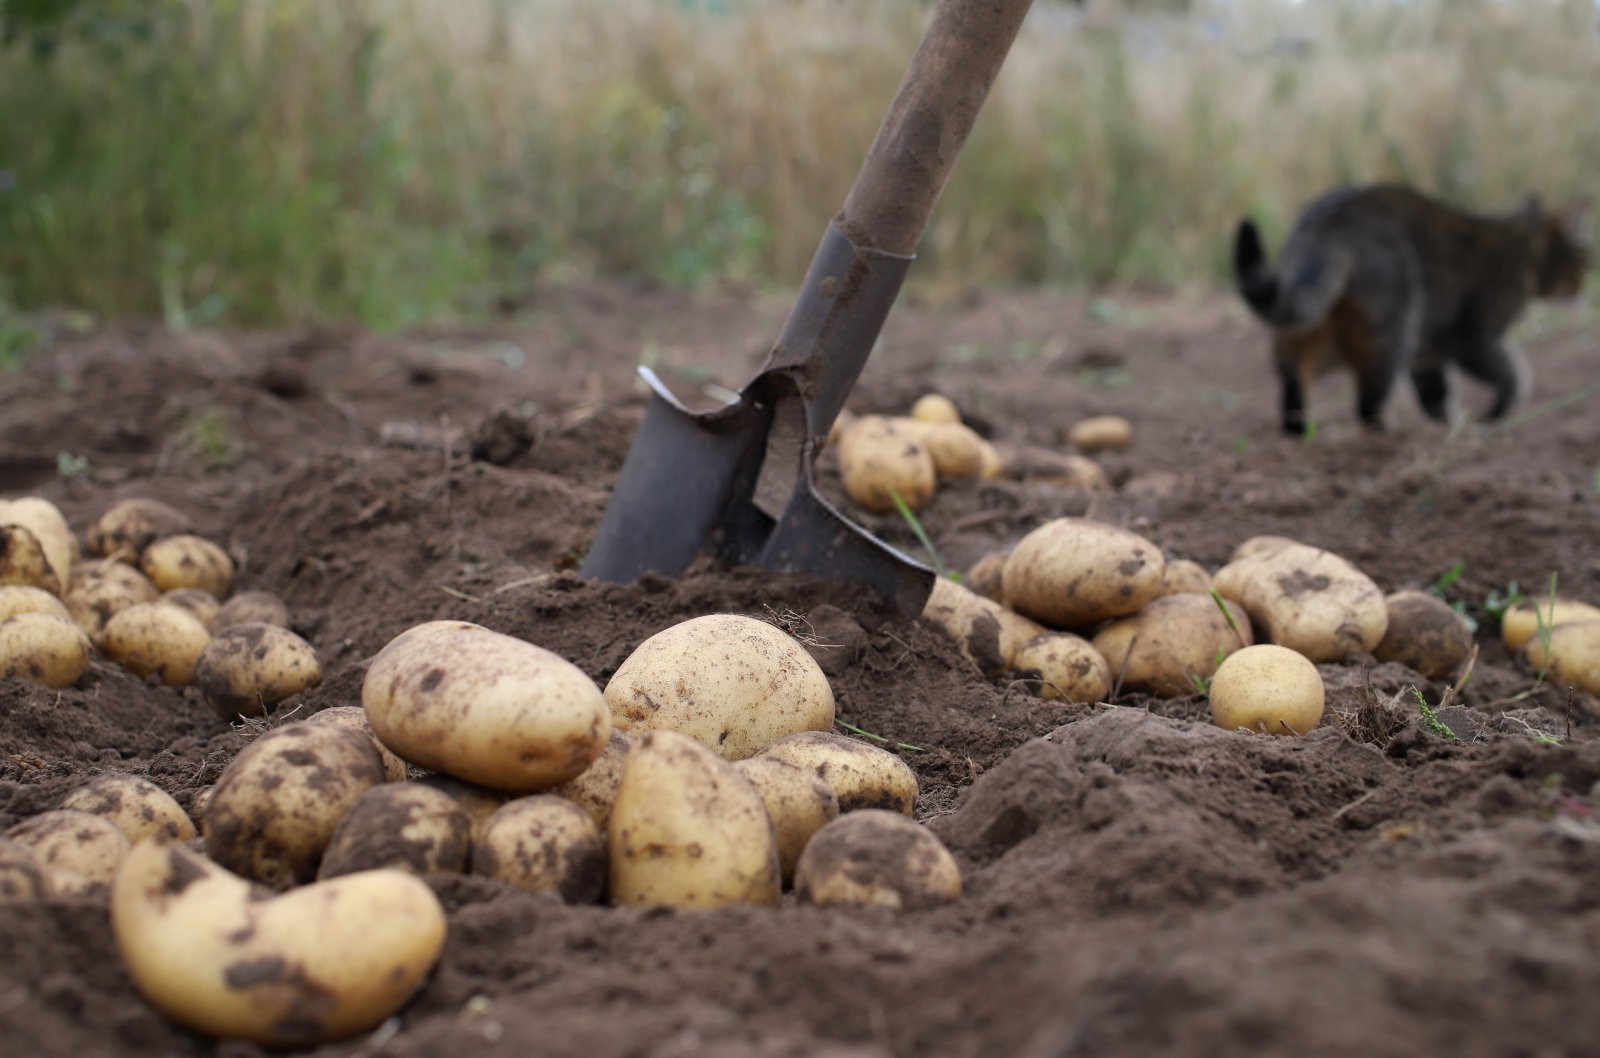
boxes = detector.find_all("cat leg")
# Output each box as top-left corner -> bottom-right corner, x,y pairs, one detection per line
1410,365 -> 1451,423
1457,339 -> 1531,421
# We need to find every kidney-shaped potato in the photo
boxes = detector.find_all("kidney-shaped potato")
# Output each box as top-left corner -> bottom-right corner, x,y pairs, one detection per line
0,611 -> 93,688
140,534 -> 234,598
794,810 -> 962,910
755,730 -> 919,816
59,774 -> 197,845
194,622 -> 322,720
1212,537 -> 1386,662
1091,592 -> 1252,697
87,498 -> 194,562
472,795 -> 607,904
921,576 -> 1048,677
5,809 -> 130,896
1002,517 -> 1166,629
317,782 -> 472,880
102,602 -> 212,686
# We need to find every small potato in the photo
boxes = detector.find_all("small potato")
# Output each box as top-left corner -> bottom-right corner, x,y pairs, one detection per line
102,601 -> 212,686
609,730 -> 780,909
1157,559 -> 1212,597
318,783 -> 473,880
965,551 -> 1009,603
59,774 -> 197,845
0,585 -> 71,622
87,499 -> 194,562
1523,621 -> 1600,697
304,705 -> 409,782
1209,643 -> 1325,735
976,438 -> 1004,481
605,613 -> 834,761
0,611 -> 93,687
1001,517 -> 1166,629
909,393 -> 961,425
836,415 -> 936,513
793,810 -> 961,910
996,445 -> 1110,492
1212,538 -> 1386,662
6,809 -> 131,896
921,576 -> 1046,676
415,775 -> 510,835
0,496 -> 76,595
161,588 -> 220,629
69,557 -> 161,596
733,756 -> 840,883
1229,535 -> 1301,562
472,795 -> 607,904
1091,593 -> 1252,698
0,524 -> 64,596
194,622 -> 322,720
902,419 -> 988,479
1374,590 -> 1474,680
551,730 -> 634,832
756,730 -> 919,816
140,534 -> 234,597
214,590 -> 291,630
205,722 -> 388,887
1502,598 -> 1600,651
1010,632 -> 1112,703
1067,415 -> 1133,453
112,840 -> 446,1046
0,838 -> 53,903
64,561 -> 161,648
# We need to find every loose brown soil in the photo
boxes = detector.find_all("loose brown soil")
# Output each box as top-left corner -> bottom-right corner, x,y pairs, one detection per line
3,283 -> 1598,1057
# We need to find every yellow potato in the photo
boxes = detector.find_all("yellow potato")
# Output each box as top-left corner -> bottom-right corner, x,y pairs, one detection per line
793,810 -> 962,909
733,756 -> 840,883
1156,559 -> 1212,597
0,611 -> 93,687
5,809 -> 130,896
102,601 -> 212,686
472,795 -> 607,904
214,590 -> 291,630
317,783 -> 473,880
139,534 -> 234,597
363,620 -> 610,792
551,730 -> 634,833
1010,632 -> 1112,703
86,498 -> 193,562
976,438 -> 1004,480
836,415 -> 936,513
0,524 -> 64,596
825,408 -> 857,449
1212,539 -> 1386,662
921,575 -> 1046,676
194,622 -> 322,720
1090,593 -> 1253,697
0,496 -> 76,595
1209,643 -> 1325,735
112,840 -> 446,1045
414,775 -> 510,836
605,613 -> 834,761
189,786 -> 214,835
909,393 -> 961,425
1067,415 -> 1133,452
0,585 -> 71,622
1374,590 -> 1474,680
964,551 -> 1009,603
159,587 -> 220,630
994,445 -> 1109,492
0,838 -> 53,903
59,774 -> 197,845
64,561 -> 160,648
304,705 -> 409,783
608,730 -> 780,909
755,730 -> 919,815
1001,517 -> 1166,628
69,557 -> 160,596
900,418 -> 988,479
1523,620 -> 1600,696
1502,598 -> 1600,651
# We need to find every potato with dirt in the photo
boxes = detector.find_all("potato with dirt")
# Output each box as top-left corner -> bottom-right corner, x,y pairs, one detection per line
0,611 -> 94,687
835,414 -> 937,513
1011,631 -> 1112,703
0,496 -> 76,596
755,730 -> 919,815
304,705 -> 409,782
1002,517 -> 1166,629
194,622 -> 322,719
1156,559 -> 1212,597
472,795 -> 607,903
733,756 -> 841,882
964,551 -> 1009,603
317,782 -> 473,879
1091,592 -> 1252,697
921,575 -> 1047,676
112,840 -> 446,1045
362,620 -> 611,792
1501,597 -> 1600,651
59,774 -> 197,845
64,559 -> 161,647
1523,621 -> 1600,696
1208,643 -> 1325,735
0,838 -> 54,903
0,584 -> 71,622
551,730 -> 634,832
794,810 -> 962,909
901,418 -> 990,479
1374,590 -> 1474,680
101,601 -> 212,685
139,533 -> 234,597
214,589 -> 291,630
1067,414 -> 1133,453
1212,536 -> 1386,662
86,498 -> 194,562
5,809 -> 131,896
160,587 -> 220,629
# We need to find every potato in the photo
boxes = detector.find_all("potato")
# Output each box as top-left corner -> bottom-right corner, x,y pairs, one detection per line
0,524 -> 64,596
1090,593 -> 1252,697
0,611 -> 93,687
0,496 -> 75,595
5,809 -> 130,896
909,393 -> 961,425
205,722 -> 388,887
59,774 -> 197,845
996,445 -> 1110,492
793,810 -> 961,909
69,557 -> 161,596
1157,559 -> 1212,597
304,705 -> 409,782
608,730 -> 780,909
755,730 -> 919,816
87,499 -> 194,562
1208,643 -> 1325,735
1212,536 -> 1386,662
825,408 -> 856,449
317,783 -> 472,879
1374,590 -> 1473,680
902,419 -> 988,479
140,534 -> 234,597
965,551 -> 1009,603
1523,621 -> 1600,696
415,775 -> 510,835
363,620 -> 610,792
1010,632 -> 1112,703
605,613 -> 834,762
976,437 -> 1004,481
161,588 -> 220,630
733,756 -> 840,883
921,576 -> 1048,676
64,561 -> 161,648
551,730 -> 633,832
1502,598 -> 1600,651
1229,535 -> 1301,561
102,601 -> 212,686
194,622 -> 322,720
836,415 -> 936,513
0,838 -> 53,903
112,840 -> 446,1045
1001,517 -> 1166,628
0,584 -> 71,622
1067,415 -> 1133,453
214,590 -> 291,630
472,795 -> 607,904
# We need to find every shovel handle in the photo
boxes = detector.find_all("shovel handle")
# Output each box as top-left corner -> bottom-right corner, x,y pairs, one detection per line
837,0 -> 1035,256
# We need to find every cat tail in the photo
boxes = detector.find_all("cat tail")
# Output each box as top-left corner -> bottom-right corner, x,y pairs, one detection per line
1232,218 -> 1348,329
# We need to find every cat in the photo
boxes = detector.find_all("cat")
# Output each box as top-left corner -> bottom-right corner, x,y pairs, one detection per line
1232,184 -> 1588,434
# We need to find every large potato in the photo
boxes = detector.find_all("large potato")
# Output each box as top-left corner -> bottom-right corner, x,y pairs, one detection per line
1209,643 -> 1325,735
1523,621 -> 1600,696
1211,537 -> 1386,662
1090,593 -> 1253,697
59,774 -> 197,845
0,496 -> 76,595
194,622 -> 322,720
755,730 -> 919,815
87,499 -> 194,562
793,811 -> 962,910
102,601 -> 212,686
921,576 -> 1047,676
1502,598 -> 1600,651
112,840 -> 446,1045
0,611 -> 93,687
1374,590 -> 1473,680
472,795 -> 607,904
0,585 -> 71,622
363,620 -> 610,792
1010,632 -> 1112,703
1001,517 -> 1166,628
608,730 -> 780,909
140,534 -> 234,597
317,783 -> 473,879
551,730 -> 633,832
304,705 -> 409,782
0,838 -> 53,903
205,722 -> 388,887
836,415 -> 936,513
604,613 -> 834,762
214,590 -> 291,630
5,809 -> 130,896
732,756 -> 840,883
65,561 -> 161,647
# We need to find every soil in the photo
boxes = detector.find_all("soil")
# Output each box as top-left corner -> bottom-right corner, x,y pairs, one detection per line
2,282 -> 1598,1057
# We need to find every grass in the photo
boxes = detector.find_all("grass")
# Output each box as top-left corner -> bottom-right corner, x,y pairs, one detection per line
1411,685 -> 1458,741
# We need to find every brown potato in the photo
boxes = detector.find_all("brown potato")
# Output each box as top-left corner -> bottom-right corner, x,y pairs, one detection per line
194,622 -> 322,719
317,783 -> 473,879
1067,415 -> 1133,452
214,590 -> 291,630
86,498 -> 194,562
755,730 -> 919,815
836,415 -> 936,513
1090,593 -> 1253,697
1010,632 -> 1112,703
551,730 -> 634,833
472,795 -> 607,904
1523,620 -> 1600,696
1209,644 -> 1325,735
0,497 -> 76,595
304,705 -> 409,782
59,774 -> 197,845
794,810 -> 962,909
64,561 -> 161,648
1374,590 -> 1474,680
0,838 -> 53,903
5,809 -> 130,896
1212,537 -> 1386,662
1001,517 -> 1166,628
102,601 -> 212,686
139,534 -> 234,597
0,611 -> 93,687
0,585 -> 71,622
733,756 -> 840,883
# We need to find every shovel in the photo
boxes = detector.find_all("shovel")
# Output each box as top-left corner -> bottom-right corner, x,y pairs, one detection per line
581,0 -> 1035,615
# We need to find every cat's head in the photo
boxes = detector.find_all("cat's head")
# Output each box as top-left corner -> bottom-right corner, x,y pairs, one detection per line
1521,195 -> 1589,299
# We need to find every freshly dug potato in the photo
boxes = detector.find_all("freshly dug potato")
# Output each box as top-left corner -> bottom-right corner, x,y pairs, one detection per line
189,786 -> 214,835
205,722 -> 388,887
836,415 -> 936,513
1212,538 -> 1386,662
902,419 -> 988,479
86,498 -> 194,562
1067,414 -> 1133,453
793,810 -> 961,909
965,551 -> 1009,603
102,601 -> 212,685
1157,559 -> 1212,597
363,620 -> 610,792
909,393 -> 961,425
140,534 -> 234,597
997,445 -> 1110,492
0,611 -> 93,687
0,496 -> 76,595
551,730 -> 633,832
59,774 -> 197,845
1229,535 -> 1301,561
415,775 -> 510,835
605,613 -> 834,761
161,588 -> 220,629
733,756 -> 840,883
214,590 -> 291,630
1090,593 -> 1252,697
304,705 -> 409,782
1502,598 -> 1600,651
1523,621 -> 1600,696
825,408 -> 856,449
755,730 -> 919,816
0,838 -> 53,903
317,783 -> 472,880
976,437 -> 1004,481
608,730 -> 780,909
0,524 -> 64,596
1209,643 -> 1325,735
64,561 -> 161,647
1011,632 -> 1112,703
5,809 -> 130,896
112,840 -> 446,1046
0,585 -> 71,622
194,622 -> 322,719
472,795 -> 607,903
1002,517 -> 1166,628
921,576 -> 1048,676
1374,590 -> 1474,680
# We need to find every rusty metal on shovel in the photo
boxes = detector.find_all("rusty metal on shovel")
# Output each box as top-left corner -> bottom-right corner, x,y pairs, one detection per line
582,0 -> 1034,614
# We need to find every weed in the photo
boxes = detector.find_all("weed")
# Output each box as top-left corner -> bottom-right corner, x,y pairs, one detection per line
886,486 -> 944,579
1483,580 -> 1523,622
55,451 -> 90,479
1208,588 -> 1248,650
1426,560 -> 1478,633
1410,686 -> 1458,740
834,718 -> 925,754
178,409 -> 240,470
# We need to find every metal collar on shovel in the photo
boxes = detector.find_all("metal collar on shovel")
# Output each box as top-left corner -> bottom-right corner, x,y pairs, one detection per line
582,0 -> 1035,615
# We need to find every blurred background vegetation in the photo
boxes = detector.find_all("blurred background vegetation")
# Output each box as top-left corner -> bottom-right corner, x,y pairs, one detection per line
1,0 -> 1596,329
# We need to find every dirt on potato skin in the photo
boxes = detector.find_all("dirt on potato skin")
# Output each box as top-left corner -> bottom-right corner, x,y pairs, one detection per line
2,282 -> 1599,1058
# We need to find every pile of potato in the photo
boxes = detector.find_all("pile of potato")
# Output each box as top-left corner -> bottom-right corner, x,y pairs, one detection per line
1504,596 -> 1600,696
